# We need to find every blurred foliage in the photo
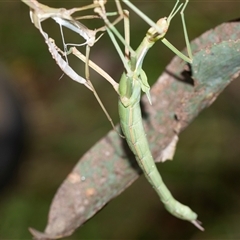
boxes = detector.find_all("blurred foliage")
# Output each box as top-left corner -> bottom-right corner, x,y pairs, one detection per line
0,0 -> 240,239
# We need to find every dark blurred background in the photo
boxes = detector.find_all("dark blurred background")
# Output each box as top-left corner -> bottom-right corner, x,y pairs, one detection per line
1,1 -> 240,239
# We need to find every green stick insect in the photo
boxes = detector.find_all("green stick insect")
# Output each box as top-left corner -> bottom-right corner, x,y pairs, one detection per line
22,0 -> 204,231
94,0 -> 204,231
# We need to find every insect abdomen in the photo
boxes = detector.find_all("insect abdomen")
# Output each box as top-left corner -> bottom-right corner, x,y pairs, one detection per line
118,88 -> 198,223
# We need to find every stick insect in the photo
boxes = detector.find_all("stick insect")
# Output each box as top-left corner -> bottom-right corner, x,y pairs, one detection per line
94,0 -> 204,231
23,0 -> 204,231
21,0 -> 123,134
